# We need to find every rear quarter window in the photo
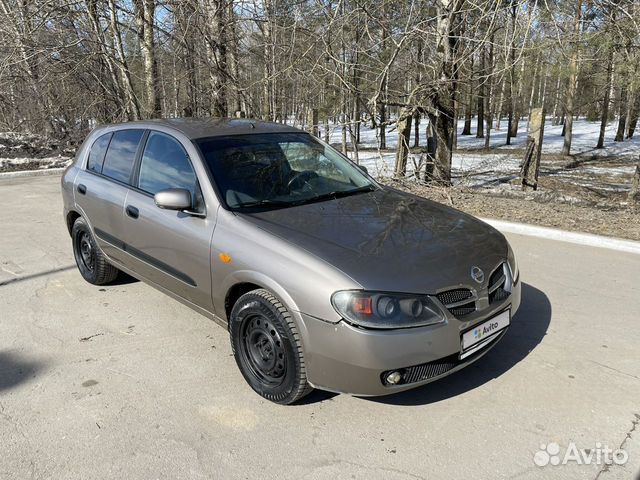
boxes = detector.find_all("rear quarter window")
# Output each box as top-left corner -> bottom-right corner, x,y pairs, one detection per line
86,132 -> 112,173
101,129 -> 144,183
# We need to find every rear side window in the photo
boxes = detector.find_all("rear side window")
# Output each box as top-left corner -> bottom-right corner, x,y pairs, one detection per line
101,129 -> 144,183
138,131 -> 197,197
87,133 -> 112,173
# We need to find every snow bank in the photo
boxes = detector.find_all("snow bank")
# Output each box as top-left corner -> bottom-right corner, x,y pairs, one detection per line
0,131 -> 73,172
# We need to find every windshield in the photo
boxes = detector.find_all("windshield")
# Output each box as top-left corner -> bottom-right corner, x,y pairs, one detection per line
195,133 -> 376,210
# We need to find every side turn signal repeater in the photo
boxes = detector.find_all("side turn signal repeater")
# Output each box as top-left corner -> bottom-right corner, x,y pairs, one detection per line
218,253 -> 232,264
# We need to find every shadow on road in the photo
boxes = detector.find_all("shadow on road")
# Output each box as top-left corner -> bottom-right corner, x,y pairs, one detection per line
367,282 -> 551,406
0,265 -> 139,288
109,271 -> 139,286
0,351 -> 44,392
0,265 -> 75,287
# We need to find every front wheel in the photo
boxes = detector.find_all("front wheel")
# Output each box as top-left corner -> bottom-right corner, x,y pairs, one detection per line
230,289 -> 312,404
71,217 -> 119,285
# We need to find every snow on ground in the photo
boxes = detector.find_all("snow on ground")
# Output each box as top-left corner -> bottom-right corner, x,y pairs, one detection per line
324,117 -> 640,188
455,117 -> 640,157
0,131 -> 72,172
0,156 -> 72,171
0,154 -> 70,167
327,116 -> 640,157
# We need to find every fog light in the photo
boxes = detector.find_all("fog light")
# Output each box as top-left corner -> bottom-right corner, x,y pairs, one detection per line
385,371 -> 403,385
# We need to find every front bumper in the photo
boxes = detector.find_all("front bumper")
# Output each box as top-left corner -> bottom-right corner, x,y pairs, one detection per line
296,279 -> 521,396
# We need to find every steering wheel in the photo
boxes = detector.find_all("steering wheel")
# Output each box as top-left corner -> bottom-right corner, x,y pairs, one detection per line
287,170 -> 318,191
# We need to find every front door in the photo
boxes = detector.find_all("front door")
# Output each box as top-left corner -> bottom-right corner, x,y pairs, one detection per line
121,130 -> 215,312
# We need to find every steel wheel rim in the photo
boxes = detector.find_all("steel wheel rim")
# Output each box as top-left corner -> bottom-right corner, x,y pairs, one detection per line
241,314 -> 287,386
78,232 -> 95,272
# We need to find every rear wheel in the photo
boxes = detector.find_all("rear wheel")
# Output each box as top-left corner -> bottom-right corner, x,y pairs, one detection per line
230,289 -> 312,404
72,217 -> 119,285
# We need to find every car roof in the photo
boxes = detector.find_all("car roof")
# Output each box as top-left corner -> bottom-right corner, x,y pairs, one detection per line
99,117 -> 304,140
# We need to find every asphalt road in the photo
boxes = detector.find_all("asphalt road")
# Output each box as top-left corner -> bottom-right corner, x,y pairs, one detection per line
1,174 -> 639,480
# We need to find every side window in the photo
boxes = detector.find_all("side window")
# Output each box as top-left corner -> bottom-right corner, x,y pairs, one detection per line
138,131 -> 199,208
101,129 -> 144,184
87,133 -> 112,173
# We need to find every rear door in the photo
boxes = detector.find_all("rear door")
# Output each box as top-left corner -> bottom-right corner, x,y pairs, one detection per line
74,129 -> 145,265
121,130 -> 215,311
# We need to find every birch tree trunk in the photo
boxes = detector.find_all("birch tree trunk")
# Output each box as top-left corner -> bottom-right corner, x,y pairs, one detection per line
133,0 -> 161,118
108,0 -> 140,120
85,0 -> 126,117
261,0 -> 274,120
496,75 -> 506,130
614,83 -> 628,142
596,48 -> 614,149
484,35 -> 495,149
395,107 -> 413,177
506,0 -> 517,145
561,0 -> 582,156
378,12 -> 389,150
551,72 -> 562,125
429,0 -> 464,185
206,0 -> 229,117
461,55 -> 473,135
227,0 -> 243,115
476,47 -> 485,138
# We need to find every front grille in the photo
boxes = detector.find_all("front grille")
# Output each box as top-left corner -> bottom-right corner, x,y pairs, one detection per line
449,303 -> 476,317
436,262 -> 511,319
436,288 -> 472,305
488,263 -> 511,304
488,265 -> 505,289
437,288 -> 476,318
490,288 -> 510,303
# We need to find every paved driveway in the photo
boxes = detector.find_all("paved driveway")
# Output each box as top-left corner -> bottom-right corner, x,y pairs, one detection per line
1,175 -> 639,479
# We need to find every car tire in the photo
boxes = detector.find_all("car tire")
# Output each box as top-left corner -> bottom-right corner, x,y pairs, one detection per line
230,289 -> 313,405
71,217 -> 119,285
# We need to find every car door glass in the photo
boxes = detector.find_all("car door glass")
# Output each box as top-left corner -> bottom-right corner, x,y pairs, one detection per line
101,129 -> 144,183
138,131 -> 200,209
87,132 -> 112,173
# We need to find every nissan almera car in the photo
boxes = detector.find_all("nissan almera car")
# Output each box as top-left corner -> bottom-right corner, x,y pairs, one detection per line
61,118 -> 521,404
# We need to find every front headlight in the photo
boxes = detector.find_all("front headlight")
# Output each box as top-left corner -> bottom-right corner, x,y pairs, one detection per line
507,244 -> 519,284
331,290 -> 446,329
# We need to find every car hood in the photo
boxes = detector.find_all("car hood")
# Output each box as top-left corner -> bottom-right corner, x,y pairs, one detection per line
240,187 -> 508,293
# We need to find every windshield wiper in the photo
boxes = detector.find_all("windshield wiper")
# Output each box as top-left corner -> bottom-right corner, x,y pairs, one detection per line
293,185 -> 376,206
235,199 -> 294,209
235,185 -> 376,210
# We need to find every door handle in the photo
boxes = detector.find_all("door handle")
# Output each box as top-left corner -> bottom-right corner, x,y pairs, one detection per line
125,205 -> 139,219
77,184 -> 87,195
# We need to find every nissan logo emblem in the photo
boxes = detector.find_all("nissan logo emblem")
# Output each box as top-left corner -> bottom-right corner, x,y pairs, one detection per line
471,266 -> 484,284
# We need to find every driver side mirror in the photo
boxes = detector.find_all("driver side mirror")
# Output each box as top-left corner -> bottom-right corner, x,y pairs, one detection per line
357,164 -> 369,175
154,188 -> 192,211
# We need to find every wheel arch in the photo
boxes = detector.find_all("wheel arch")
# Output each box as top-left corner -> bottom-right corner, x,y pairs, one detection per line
225,282 -> 262,321
221,271 -> 302,324
66,210 -> 82,235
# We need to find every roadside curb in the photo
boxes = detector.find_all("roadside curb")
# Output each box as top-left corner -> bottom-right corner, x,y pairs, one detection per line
0,168 -> 65,179
481,217 -> 640,256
